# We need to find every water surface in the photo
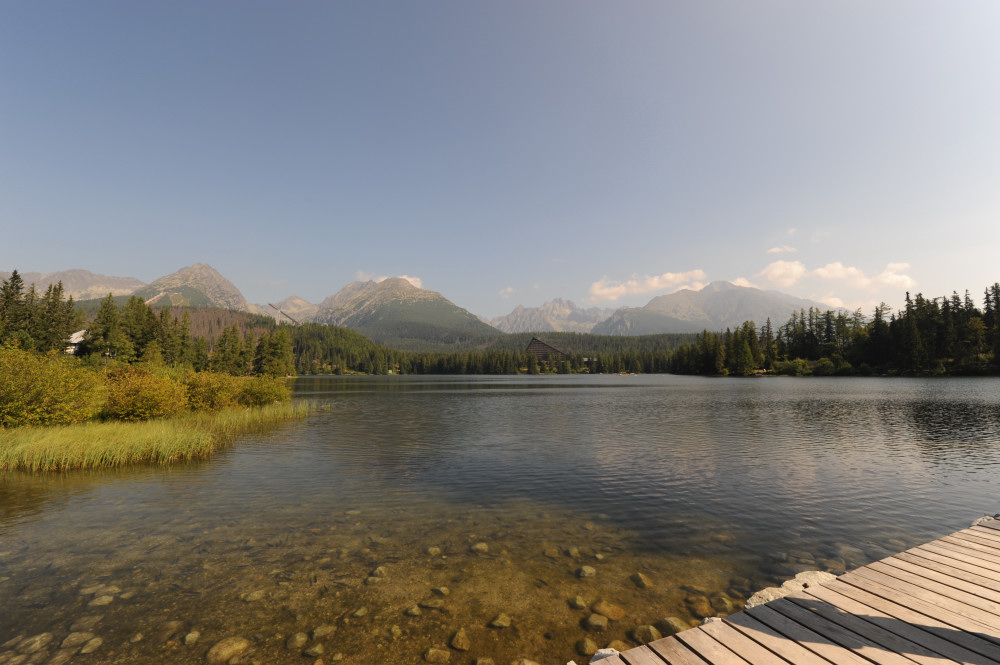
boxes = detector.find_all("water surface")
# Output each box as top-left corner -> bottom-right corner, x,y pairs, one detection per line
2,375 -> 999,664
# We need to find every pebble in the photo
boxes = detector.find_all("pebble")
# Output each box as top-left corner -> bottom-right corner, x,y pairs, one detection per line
469,542 -> 489,555
426,546 -> 442,556
419,599 -> 444,610
606,640 -> 630,652
364,576 -> 381,585
591,600 -> 625,621
129,633 -> 144,643
60,633 -> 93,649
431,587 -> 449,596
632,625 -> 662,644
576,637 -> 598,657
568,596 -> 587,610
583,614 -> 608,632
78,584 -> 104,595
16,635 -> 52,655
488,614 -> 511,629
312,626 -> 335,639
88,595 -> 114,607
304,643 -> 324,657
629,572 -> 652,589
79,637 -> 103,655
576,566 -> 596,579
184,631 -> 200,645
287,633 -> 309,650
371,566 -> 388,577
567,547 -> 581,559
473,659 -> 494,665
351,607 -> 368,618
423,647 -> 450,663
3,636 -> 24,649
205,637 -> 250,664
543,548 -> 560,559
450,628 -> 471,651
389,625 -> 402,639
405,606 -> 422,617
242,589 -> 267,602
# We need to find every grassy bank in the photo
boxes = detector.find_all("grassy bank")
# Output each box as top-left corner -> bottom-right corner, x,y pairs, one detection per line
0,402 -> 308,471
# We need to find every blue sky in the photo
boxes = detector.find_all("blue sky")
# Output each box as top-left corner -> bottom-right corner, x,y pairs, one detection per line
3,2 -> 998,318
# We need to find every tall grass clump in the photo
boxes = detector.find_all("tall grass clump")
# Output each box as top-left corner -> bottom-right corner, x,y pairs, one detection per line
0,402 -> 308,471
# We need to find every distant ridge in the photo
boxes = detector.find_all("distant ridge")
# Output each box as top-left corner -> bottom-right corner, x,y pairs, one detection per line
0,269 -> 145,300
591,281 -> 830,334
490,298 -> 616,333
313,277 -> 501,350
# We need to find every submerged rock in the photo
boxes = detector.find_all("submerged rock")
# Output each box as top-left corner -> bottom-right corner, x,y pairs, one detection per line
583,614 -> 607,632
629,572 -> 652,589
488,614 -> 511,629
60,633 -> 93,649
286,633 -> 309,650
591,600 -> 625,621
449,628 -> 471,651
17,634 -> 53,654
206,636 -> 250,664
423,647 -> 450,663
575,566 -> 596,579
657,617 -> 689,636
632,625 -> 662,644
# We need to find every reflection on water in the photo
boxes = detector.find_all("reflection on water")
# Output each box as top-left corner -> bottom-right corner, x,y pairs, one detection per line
1,375 -> 999,664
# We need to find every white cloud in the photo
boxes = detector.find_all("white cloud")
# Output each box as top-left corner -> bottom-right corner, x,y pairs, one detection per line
766,245 -> 797,254
787,228 -> 798,236
354,271 -> 423,288
875,262 -> 916,290
588,269 -> 708,302
498,286 -> 514,299
759,260 -> 807,287
813,261 -> 915,292
731,277 -> 758,288
818,295 -> 845,308
814,262 -> 871,289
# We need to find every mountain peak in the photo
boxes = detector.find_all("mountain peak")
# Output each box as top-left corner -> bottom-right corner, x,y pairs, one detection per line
135,264 -> 251,311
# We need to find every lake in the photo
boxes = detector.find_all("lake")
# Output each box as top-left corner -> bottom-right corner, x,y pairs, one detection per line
2,375 -> 999,664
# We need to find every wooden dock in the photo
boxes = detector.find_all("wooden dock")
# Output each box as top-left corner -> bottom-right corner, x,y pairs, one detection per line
609,520 -> 1000,665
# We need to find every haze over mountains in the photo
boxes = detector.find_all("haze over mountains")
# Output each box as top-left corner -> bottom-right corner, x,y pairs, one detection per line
2,264 -> 833,345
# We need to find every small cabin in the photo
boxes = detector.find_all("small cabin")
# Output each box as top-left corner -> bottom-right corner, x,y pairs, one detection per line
65,329 -> 87,355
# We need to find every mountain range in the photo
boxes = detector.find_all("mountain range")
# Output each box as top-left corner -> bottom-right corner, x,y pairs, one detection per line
2,264 -> 833,348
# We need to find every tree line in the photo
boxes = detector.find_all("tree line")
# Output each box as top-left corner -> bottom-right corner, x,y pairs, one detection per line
670,284 -> 1000,376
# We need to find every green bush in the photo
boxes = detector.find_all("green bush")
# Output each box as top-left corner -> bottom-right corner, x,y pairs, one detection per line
237,376 -> 291,407
183,371 -> 241,411
0,348 -> 103,427
183,372 -> 290,411
102,366 -> 188,421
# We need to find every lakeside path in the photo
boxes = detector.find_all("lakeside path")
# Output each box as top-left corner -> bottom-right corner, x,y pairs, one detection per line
603,519 -> 1000,665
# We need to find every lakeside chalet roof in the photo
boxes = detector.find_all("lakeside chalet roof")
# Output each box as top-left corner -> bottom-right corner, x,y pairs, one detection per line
525,337 -> 566,361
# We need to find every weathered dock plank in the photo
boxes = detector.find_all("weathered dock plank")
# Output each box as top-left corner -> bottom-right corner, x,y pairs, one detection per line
611,520 -> 1000,665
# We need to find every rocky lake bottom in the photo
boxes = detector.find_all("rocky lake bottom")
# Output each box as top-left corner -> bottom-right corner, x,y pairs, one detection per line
0,497 -> 924,665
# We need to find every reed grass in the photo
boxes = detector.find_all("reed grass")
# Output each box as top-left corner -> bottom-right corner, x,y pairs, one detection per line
0,402 -> 308,471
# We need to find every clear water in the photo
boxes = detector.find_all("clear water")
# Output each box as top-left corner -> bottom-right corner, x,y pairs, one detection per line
2,375 -> 999,664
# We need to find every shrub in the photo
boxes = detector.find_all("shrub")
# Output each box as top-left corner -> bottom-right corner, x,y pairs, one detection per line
0,348 -> 103,427
237,376 -> 291,407
183,372 -> 290,411
183,371 -> 241,411
102,366 -> 188,421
